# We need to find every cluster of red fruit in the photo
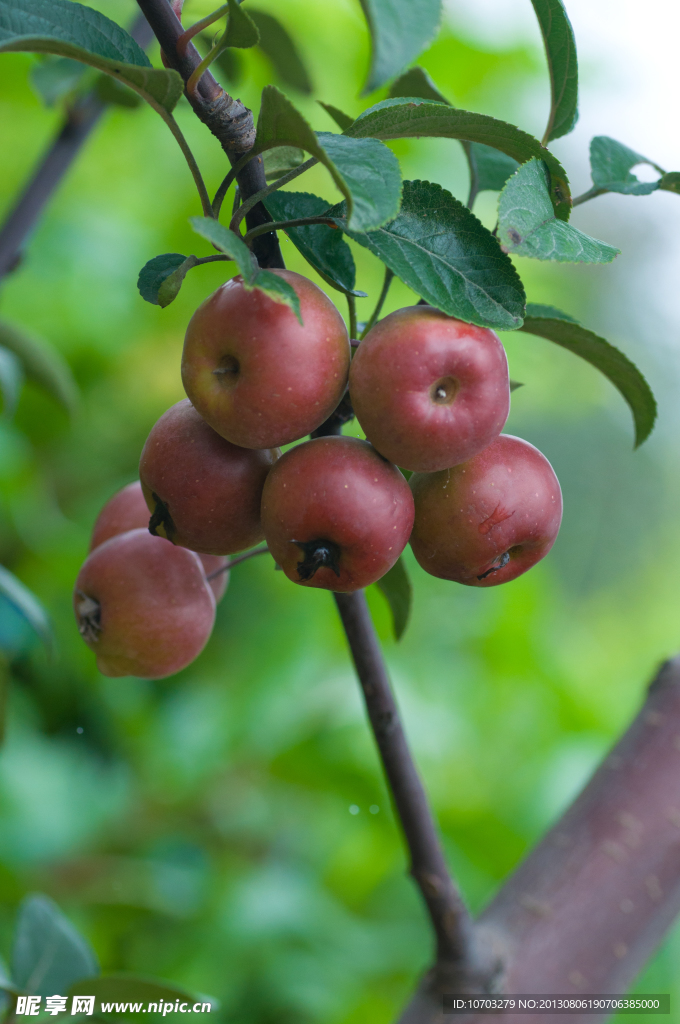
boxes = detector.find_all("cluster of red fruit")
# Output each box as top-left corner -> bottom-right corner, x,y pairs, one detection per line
74,269 -> 562,679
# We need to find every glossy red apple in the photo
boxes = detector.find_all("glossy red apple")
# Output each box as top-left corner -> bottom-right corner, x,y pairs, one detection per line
139,399 -> 278,556
261,436 -> 414,592
181,270 -> 351,448
349,306 -> 510,472
74,528 -> 216,678
409,434 -> 562,586
89,479 -> 230,602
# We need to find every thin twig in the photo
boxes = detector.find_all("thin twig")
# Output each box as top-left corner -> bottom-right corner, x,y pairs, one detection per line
206,544 -> 270,580
333,591 -> 488,982
216,155 -> 317,222
0,12 -> 154,282
360,267 -> 393,338
571,186 -> 609,206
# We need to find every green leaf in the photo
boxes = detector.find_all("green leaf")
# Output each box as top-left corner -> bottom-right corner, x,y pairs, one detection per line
0,0 -> 183,117
68,975 -> 218,1017
95,73 -> 143,108
659,171 -> 680,194
251,270 -> 302,324
389,65 -> 447,104
224,0 -> 259,48
0,347 -> 24,419
520,303 -> 656,446
13,894 -> 98,995
253,86 -> 402,232
318,102 -> 354,132
530,0 -> 578,143
189,217 -> 254,281
510,379 -> 524,392
589,136 -> 660,196
263,146 -> 305,181
468,143 -> 519,194
264,190 -> 359,295
0,320 -> 77,414
197,32 -> 243,85
0,952 -> 15,992
375,557 -> 412,640
332,180 -> 526,331
157,256 -> 200,308
346,97 -> 572,219
498,158 -> 619,263
358,0 -> 442,94
137,253 -> 188,305
249,9 -> 312,94
30,54 -> 85,105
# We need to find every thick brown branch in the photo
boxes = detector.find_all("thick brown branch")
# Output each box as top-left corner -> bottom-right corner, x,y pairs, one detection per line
334,591 -> 497,992
0,13 -> 154,282
400,655 -> 680,1023
134,0 -> 283,270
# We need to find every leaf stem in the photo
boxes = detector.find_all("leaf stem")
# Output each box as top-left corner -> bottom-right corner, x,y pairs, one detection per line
243,216 -> 335,247
163,115 -> 213,217
346,293 -> 357,341
226,157 -> 318,228
571,186 -> 608,207
214,155 -> 317,220
206,544 -> 270,580
360,267 -> 393,338
176,2 -> 228,58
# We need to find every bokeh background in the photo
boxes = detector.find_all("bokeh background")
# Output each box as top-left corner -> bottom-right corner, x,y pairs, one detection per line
1,0 -> 679,1019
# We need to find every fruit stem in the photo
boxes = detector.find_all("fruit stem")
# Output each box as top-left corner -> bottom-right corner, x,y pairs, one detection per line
333,591 -> 490,982
346,293 -> 358,342
205,544 -> 270,580
360,267 -> 394,338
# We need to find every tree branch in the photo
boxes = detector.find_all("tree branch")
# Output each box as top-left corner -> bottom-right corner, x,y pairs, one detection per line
0,13 -> 155,282
400,655 -> 680,1023
334,591 -> 498,993
135,0 -> 284,270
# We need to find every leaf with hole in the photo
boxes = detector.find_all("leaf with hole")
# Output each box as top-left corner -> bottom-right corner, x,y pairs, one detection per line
30,54 -> 85,105
332,179 -> 526,331
249,9 -> 312,93
375,557 -> 412,640
589,136 -> 661,196
0,0 -> 183,117
318,102 -> 354,132
659,171 -> 680,194
358,0 -> 442,94
0,320 -> 77,413
498,158 -> 619,263
264,191 -> 359,295
253,86 -> 402,232
13,894 -> 97,995
519,303 -> 656,446
530,0 -> 578,142
0,347 -> 24,419
347,96 -> 571,219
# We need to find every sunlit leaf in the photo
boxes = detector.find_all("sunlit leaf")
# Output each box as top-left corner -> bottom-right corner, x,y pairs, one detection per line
264,190 -> 359,295
249,9 -> 312,93
520,303 -> 656,446
358,0 -> 442,94
347,96 -> 572,219
498,158 -> 619,262
530,0 -> 578,142
0,320 -> 77,413
332,180 -> 526,331
375,557 -> 412,640
13,894 -> 98,995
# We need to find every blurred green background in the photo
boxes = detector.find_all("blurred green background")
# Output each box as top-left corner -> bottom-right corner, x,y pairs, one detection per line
1,0 -> 679,1019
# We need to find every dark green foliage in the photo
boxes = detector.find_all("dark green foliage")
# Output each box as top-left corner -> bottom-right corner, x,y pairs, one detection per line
318,102 -> 354,131
589,136 -> 661,196
264,191 -> 360,295
498,158 -> 619,263
332,180 -> 526,330
519,304 -> 657,447
12,894 -> 98,994
530,0 -> 579,142
358,0 -> 442,93
137,254 -> 188,306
